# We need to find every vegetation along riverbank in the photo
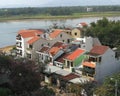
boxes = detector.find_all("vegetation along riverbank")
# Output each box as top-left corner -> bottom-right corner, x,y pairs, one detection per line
0,12 -> 120,22
0,5 -> 120,21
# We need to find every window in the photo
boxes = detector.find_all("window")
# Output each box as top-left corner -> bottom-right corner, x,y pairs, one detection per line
71,62 -> 73,67
79,44 -> 81,48
67,39 -> 70,43
20,50 -> 22,56
27,54 -> 31,59
41,44 -> 44,47
48,43 -> 50,46
41,54 -> 43,60
60,34 -> 62,38
75,32 -> 77,36
67,61 -> 70,68
29,44 -> 33,49
98,57 -> 102,62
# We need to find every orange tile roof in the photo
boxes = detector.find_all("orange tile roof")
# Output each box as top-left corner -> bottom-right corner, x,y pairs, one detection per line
49,29 -> 63,38
66,48 -> 85,61
90,45 -> 109,55
18,29 -> 43,38
83,62 -> 96,68
49,42 -> 64,56
80,22 -> 88,26
49,47 -> 61,56
27,36 -> 40,44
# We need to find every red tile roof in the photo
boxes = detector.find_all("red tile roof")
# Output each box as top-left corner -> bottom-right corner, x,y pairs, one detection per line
49,42 -> 64,56
18,29 -> 43,38
83,62 -> 96,68
55,53 -> 70,63
49,47 -> 61,56
90,45 -> 109,55
27,36 -> 40,44
62,73 -> 80,81
66,48 -> 85,61
80,22 -> 88,26
39,46 -> 49,52
49,29 -> 63,38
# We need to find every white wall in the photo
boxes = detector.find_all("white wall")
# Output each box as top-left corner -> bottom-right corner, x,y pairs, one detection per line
95,48 -> 120,83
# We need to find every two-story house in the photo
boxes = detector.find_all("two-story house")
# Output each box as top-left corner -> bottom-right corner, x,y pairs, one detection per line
64,48 -> 86,72
37,42 -> 67,64
16,29 -> 44,58
82,45 -> 119,83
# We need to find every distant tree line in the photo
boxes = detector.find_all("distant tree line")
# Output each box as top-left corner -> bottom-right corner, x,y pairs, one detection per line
0,5 -> 120,16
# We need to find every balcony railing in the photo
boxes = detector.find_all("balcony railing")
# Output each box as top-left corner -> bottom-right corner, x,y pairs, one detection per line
16,45 -> 22,48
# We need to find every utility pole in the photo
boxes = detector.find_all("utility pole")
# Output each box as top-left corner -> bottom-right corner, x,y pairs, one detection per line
115,80 -> 118,96
111,78 -> 118,96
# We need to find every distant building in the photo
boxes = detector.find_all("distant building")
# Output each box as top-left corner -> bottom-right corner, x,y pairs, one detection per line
87,8 -> 93,12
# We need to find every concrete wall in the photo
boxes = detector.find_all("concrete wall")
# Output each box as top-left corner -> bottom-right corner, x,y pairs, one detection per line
95,48 -> 120,83
30,32 -> 72,60
71,28 -> 81,38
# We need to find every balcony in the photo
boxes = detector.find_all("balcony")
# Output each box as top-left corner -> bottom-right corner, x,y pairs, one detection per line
16,52 -> 22,57
82,67 -> 95,78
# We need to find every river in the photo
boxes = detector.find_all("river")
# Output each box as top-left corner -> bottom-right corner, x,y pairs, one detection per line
0,16 -> 120,48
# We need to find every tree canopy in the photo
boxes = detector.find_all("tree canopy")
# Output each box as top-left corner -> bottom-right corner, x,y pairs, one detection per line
0,54 -> 55,96
95,73 -> 120,96
0,6 -> 120,17
85,17 -> 120,49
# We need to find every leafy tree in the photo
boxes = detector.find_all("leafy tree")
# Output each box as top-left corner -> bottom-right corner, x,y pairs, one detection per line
0,54 -> 14,73
0,88 -> 12,96
95,73 -> 120,96
34,86 -> 55,96
9,64 -> 41,95
85,17 -> 120,49
81,81 -> 96,96
66,83 -> 82,96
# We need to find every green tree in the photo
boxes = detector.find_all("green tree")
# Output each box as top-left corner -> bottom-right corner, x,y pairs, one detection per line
95,73 -> 120,96
34,86 -> 55,96
9,64 -> 41,95
85,17 -> 120,49
0,88 -> 12,96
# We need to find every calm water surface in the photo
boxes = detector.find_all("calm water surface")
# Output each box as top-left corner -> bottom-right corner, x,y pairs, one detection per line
0,17 -> 120,48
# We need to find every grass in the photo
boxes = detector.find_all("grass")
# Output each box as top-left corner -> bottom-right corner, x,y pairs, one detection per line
0,12 -> 120,21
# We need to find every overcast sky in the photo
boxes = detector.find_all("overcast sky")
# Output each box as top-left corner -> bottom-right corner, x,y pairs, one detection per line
0,0 -> 120,8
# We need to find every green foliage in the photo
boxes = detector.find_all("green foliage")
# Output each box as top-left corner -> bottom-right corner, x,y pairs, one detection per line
0,6 -> 120,17
0,88 -> 12,96
85,17 -> 120,49
81,81 -> 96,96
95,73 -> 120,96
9,64 -> 41,94
0,54 -> 13,72
66,83 -> 82,95
34,86 -> 55,96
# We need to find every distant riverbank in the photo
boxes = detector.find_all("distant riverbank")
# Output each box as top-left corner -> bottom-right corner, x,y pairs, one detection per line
0,12 -> 120,22
0,45 -> 14,53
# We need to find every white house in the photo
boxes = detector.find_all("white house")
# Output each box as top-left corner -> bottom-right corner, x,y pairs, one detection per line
16,29 -> 44,58
82,45 -> 120,83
